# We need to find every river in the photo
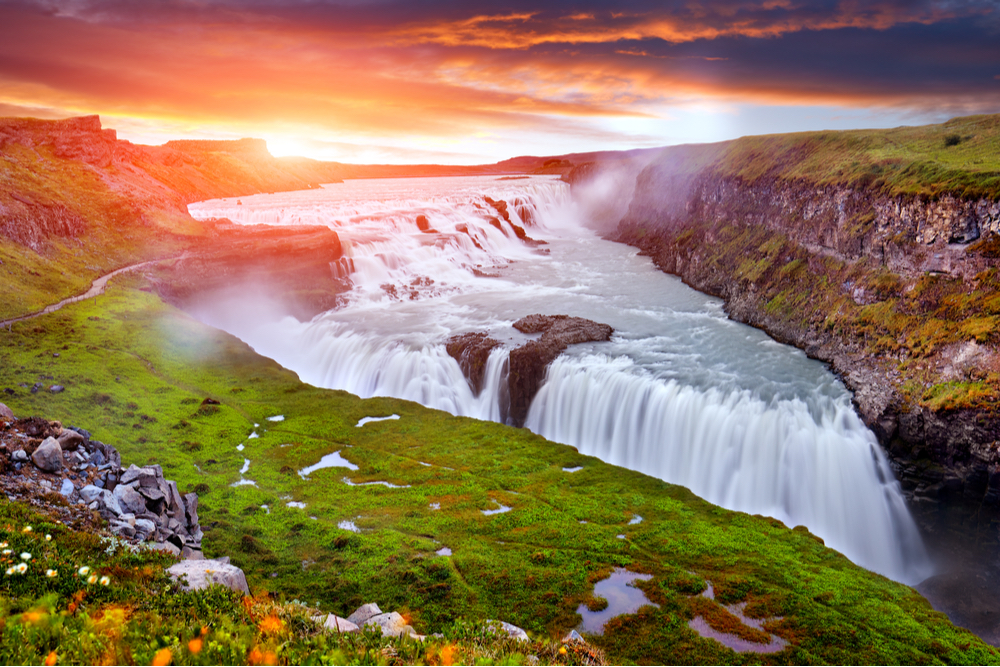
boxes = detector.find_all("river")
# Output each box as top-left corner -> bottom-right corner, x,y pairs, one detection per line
188,175 -> 931,585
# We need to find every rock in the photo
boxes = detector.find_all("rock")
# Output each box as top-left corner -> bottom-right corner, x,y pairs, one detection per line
31,437 -> 63,472
181,546 -> 205,560
58,478 -> 75,497
506,315 -> 613,426
79,485 -> 103,504
134,518 -> 156,539
0,403 -> 13,421
137,485 -> 165,502
488,620 -> 530,641
167,559 -> 250,595
152,541 -> 181,556
49,385 -> 64,394
364,612 -> 414,638
111,522 -> 135,538
445,333 -> 502,395
321,614 -> 360,633
562,629 -> 585,643
12,449 -> 28,463
113,484 -> 145,515
184,493 -> 199,527
347,603 -> 383,626
57,429 -> 85,450
100,489 -> 123,516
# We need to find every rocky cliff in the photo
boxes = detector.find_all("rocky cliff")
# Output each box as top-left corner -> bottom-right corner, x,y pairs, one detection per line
591,115 -> 1000,531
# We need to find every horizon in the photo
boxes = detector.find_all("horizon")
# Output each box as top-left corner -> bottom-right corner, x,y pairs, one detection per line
1,1 -> 999,164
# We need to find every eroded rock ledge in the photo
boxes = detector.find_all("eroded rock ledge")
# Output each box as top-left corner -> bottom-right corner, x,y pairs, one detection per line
447,315 -> 613,427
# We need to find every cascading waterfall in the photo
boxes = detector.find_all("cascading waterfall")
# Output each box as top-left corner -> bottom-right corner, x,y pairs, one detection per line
188,175 -> 932,584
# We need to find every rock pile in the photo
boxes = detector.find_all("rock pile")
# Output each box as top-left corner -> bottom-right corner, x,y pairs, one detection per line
0,405 -> 203,557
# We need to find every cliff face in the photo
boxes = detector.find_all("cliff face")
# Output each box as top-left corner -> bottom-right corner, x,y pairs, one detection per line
607,154 -> 1000,521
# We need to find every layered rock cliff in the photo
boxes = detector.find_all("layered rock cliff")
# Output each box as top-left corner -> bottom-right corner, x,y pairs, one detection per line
592,119 -> 1000,524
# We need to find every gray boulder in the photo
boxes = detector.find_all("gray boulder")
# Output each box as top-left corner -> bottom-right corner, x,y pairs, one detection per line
320,614 -> 360,633
12,449 -> 28,463
562,629 -> 585,643
364,612 -> 415,638
347,603 -> 382,626
57,429 -> 85,450
167,559 -> 250,595
134,518 -> 156,539
488,620 -> 530,641
58,478 -> 75,498
0,403 -> 13,421
113,484 -> 146,515
79,485 -> 103,504
100,489 -> 123,516
31,437 -> 63,472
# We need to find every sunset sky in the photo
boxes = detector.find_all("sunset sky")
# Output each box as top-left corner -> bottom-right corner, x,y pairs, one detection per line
1,0 -> 998,164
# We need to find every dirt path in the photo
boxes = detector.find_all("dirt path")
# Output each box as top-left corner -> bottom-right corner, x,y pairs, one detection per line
0,257 -> 182,329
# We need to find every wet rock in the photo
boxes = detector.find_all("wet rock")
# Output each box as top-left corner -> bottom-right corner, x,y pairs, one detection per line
507,315 -> 613,426
31,437 -> 63,472
347,603 -> 382,626
445,333 -> 502,395
167,559 -> 250,595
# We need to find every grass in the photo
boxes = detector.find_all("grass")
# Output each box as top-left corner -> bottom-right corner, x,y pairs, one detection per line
0,277 -> 996,664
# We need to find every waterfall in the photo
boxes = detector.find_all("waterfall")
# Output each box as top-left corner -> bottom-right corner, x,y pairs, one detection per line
188,175 -> 932,584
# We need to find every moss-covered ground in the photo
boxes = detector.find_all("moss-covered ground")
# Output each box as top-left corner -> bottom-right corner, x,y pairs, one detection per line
0,276 -> 995,664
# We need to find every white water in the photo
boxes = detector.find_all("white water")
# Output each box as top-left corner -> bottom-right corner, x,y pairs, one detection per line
189,175 -> 931,583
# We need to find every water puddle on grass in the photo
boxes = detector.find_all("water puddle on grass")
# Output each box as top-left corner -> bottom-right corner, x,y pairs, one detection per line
343,477 -> 410,489
267,415 -> 285,422
356,414 -> 400,427
236,444 -> 244,452
482,500 -> 512,516
436,547 -> 452,556
629,515 -> 643,525
577,568 -> 659,634
240,459 -> 251,474
230,479 -> 257,487
287,501 -> 307,509
338,520 -> 360,532
248,432 -> 259,439
429,502 -> 441,510
298,451 -> 359,479
563,466 -> 583,473
687,582 -> 787,654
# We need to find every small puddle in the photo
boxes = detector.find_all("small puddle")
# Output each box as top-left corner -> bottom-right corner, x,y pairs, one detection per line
429,502 -> 441,510
230,479 -> 257,487
687,582 -> 787,654
240,458 -> 251,474
482,500 -> 512,516
356,414 -> 400,427
629,515 -> 643,525
287,501 -> 307,509
563,466 -> 583,473
576,568 -> 659,635
436,547 -> 452,556
343,477 -> 410,489
236,444 -> 245,452
299,451 -> 359,479
267,415 -> 284,422
419,461 -> 432,467
338,520 -> 360,532
248,432 -> 259,439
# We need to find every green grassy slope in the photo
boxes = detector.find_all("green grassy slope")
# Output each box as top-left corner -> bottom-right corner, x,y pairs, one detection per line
0,278 -> 994,664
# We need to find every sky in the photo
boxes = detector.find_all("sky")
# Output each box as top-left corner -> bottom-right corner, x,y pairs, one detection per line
0,0 -> 998,164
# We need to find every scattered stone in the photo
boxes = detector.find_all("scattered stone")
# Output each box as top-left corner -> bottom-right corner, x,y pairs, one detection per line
321,614 -> 360,633
58,478 -> 75,497
364,612 -> 415,638
488,620 -> 530,641
152,541 -> 181,556
167,559 -> 250,595
562,630 -> 585,643
80,484 -> 103,504
31,437 -> 63,472
113,484 -> 146,515
0,403 -> 13,422
12,450 -> 28,463
347,603 -> 383,626
57,429 -> 85,450
49,385 -> 64,393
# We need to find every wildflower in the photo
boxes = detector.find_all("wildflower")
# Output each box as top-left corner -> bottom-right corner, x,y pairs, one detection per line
99,575 -> 110,586
77,566 -> 90,576
5,567 -> 13,575
151,647 -> 172,666
87,574 -> 98,584
188,638 -> 202,654
2,549 -> 10,555
46,569 -> 58,578
16,563 -> 27,574
22,526 -> 31,533
22,609 -> 47,625
20,552 -> 31,560
0,541 -> 7,548
45,534 -> 52,541
559,646 -> 568,655
45,651 -> 57,666
258,615 -> 284,635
